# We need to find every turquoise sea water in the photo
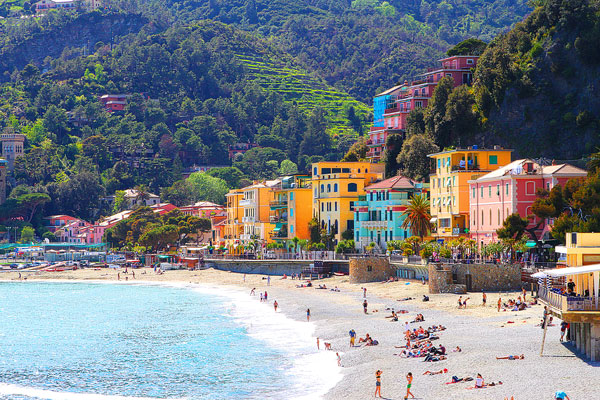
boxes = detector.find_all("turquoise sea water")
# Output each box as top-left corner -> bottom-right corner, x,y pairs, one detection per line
0,282 -> 339,400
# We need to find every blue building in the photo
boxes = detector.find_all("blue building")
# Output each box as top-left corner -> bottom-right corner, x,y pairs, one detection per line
354,175 -> 427,251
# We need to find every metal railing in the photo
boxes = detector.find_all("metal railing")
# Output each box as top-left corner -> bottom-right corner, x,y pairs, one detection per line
539,287 -> 600,312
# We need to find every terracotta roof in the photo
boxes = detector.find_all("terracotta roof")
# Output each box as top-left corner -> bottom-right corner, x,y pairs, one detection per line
366,175 -> 416,190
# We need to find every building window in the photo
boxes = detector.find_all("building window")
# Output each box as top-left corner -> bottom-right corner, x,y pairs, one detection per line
290,225 -> 294,234
526,181 -> 535,195
472,187 -> 476,198
327,184 -> 331,192
489,155 -> 498,165
488,185 -> 491,197
467,59 -> 474,65
321,203 -> 324,212
334,202 -> 338,211
348,183 -> 358,192
334,183 -> 338,192
496,184 -> 500,196
481,210 -> 484,225
290,193 -> 294,201
481,187 -> 484,198
489,209 -> 492,225
320,184 -> 324,193
290,209 -> 294,217
498,209 -> 500,225
349,201 -> 355,211
506,183 -> 509,195
313,167 -> 317,176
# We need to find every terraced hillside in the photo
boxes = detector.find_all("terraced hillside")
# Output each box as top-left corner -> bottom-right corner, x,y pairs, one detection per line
236,52 -> 370,136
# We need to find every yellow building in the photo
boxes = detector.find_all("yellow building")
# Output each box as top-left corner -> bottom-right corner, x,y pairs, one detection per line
224,189 -> 243,250
270,175 -> 313,242
539,232 -> 600,361
311,161 -> 385,243
428,146 -> 512,240
239,180 -> 278,245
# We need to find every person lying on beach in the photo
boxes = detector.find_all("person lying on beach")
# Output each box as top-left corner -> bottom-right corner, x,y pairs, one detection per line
422,295 -> 429,302
423,368 -> 448,375
452,346 -> 462,352
316,284 -> 327,289
496,354 -> 524,360
358,334 -> 371,343
447,375 -> 473,384
330,286 -> 340,292
397,297 -> 413,301
423,354 -> 447,362
428,325 -> 446,332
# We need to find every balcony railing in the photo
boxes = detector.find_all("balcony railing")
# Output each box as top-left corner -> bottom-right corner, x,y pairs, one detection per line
269,216 -> 288,223
539,287 -> 600,312
451,164 -> 481,172
242,216 -> 255,223
239,199 -> 253,206
269,199 -> 288,207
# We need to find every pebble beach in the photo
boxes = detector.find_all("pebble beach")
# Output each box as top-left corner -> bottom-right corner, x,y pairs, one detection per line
2,267 -> 598,399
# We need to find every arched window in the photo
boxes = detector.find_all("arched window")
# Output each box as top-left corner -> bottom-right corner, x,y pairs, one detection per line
313,167 -> 317,176
334,183 -> 338,192
320,184 -> 324,193
327,184 -> 331,192
334,202 -> 338,211
348,183 -> 358,192
358,169 -> 361,173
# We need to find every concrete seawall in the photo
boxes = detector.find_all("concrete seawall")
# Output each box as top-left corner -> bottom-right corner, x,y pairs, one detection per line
205,259 -> 349,276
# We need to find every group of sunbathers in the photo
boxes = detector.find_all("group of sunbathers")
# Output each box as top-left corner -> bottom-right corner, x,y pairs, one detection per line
411,313 -> 425,323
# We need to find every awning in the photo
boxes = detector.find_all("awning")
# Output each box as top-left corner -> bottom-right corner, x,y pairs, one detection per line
555,245 -> 567,254
545,264 -> 600,277
273,227 -> 281,232
525,241 -> 537,248
531,272 -> 547,279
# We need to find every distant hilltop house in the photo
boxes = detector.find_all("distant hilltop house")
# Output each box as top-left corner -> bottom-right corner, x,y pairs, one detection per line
228,142 -> 258,160
367,55 -> 479,162
99,94 -> 130,112
0,132 -> 25,172
103,189 -> 160,210
35,0 -> 100,13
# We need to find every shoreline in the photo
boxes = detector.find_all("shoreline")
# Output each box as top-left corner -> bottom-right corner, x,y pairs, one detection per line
2,268 -> 599,399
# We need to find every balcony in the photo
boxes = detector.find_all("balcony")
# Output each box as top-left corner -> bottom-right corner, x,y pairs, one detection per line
269,199 -> 288,208
540,287 -> 600,313
270,215 -> 288,223
239,199 -> 254,207
361,221 -> 388,229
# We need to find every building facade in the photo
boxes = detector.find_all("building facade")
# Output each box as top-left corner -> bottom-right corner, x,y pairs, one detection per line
469,160 -> 587,245
354,176 -> 427,251
35,0 -> 79,13
0,133 -> 25,171
429,146 -> 512,240
366,56 -> 479,162
269,174 -> 313,242
100,94 -> 130,112
311,161 -> 385,243
239,180 -> 278,244
224,190 -> 243,248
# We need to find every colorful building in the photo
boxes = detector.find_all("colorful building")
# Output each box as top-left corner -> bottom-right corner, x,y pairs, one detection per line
469,160 -> 587,245
269,174 -> 313,242
0,158 -> 7,205
239,180 -> 279,245
429,146 -> 512,240
224,190 -> 244,249
354,175 -> 427,251
35,0 -> 78,13
311,161 -> 385,243
367,55 -> 479,162
100,94 -> 130,112
228,143 -> 259,160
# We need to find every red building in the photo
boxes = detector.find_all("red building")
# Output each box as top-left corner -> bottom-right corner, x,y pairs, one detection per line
228,143 -> 258,160
100,94 -> 130,112
367,55 -> 479,162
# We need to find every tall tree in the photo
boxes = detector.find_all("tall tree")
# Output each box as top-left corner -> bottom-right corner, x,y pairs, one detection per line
396,134 -> 439,181
401,194 -> 432,239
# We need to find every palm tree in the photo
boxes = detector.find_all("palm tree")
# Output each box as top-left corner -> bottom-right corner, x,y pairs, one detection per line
401,194 -> 432,240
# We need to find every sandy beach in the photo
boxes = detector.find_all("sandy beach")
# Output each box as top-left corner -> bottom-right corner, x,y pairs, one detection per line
2,267 -> 597,399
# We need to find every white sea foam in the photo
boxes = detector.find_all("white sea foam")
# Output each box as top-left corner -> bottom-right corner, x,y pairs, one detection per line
0,383 -> 184,400
186,284 -> 343,400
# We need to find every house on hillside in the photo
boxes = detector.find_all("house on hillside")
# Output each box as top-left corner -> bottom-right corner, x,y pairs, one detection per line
44,215 -> 80,233
367,55 -> 479,162
468,160 -> 587,245
35,0 -> 79,13
99,94 -> 130,112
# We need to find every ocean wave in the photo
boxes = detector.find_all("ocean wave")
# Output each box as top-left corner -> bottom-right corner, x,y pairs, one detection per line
0,383 -> 185,400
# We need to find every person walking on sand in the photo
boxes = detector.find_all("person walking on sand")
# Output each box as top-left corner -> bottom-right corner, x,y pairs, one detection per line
260,292 -> 263,302
349,329 -> 356,347
482,292 -> 487,306
363,287 -> 367,298
336,352 -> 341,367
306,308 -> 311,322
243,273 -> 246,283
273,300 -> 278,312
405,372 -> 414,399
264,291 -> 268,301
117,273 -> 120,281
317,337 -> 320,350
250,288 -> 256,296
267,276 -> 271,286
363,299 -> 368,314
522,287 -> 527,301
374,370 -> 382,398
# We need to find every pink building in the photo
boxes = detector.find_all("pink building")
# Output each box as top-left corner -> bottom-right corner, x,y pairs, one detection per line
468,160 -> 587,245
44,215 -> 80,233
100,94 -> 130,112
367,55 -> 479,162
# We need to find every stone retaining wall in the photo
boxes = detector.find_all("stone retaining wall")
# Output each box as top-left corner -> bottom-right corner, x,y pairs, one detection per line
205,259 -> 349,276
429,263 -> 520,293
349,257 -> 393,283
